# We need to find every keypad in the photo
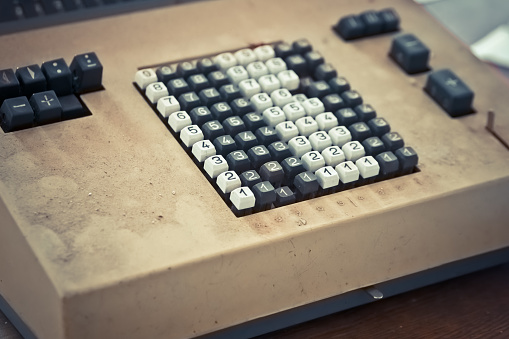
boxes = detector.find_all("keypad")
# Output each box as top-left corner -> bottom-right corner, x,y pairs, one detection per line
134,40 -> 419,216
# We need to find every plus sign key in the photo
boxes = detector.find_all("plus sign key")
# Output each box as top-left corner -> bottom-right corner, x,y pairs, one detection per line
425,69 -> 474,117
70,52 -> 103,93
29,90 -> 62,125
41,58 -> 73,96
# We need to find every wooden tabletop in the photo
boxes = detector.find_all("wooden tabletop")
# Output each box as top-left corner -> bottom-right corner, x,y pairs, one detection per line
1,263 -> 508,339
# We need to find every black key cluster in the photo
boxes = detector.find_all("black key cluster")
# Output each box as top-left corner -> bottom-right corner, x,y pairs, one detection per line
135,40 -> 419,217
333,8 -> 400,41
0,52 -> 103,132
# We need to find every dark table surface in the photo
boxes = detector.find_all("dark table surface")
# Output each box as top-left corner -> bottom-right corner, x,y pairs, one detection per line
2,263 -> 509,339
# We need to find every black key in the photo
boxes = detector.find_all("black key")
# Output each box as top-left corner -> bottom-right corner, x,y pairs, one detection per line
247,145 -> 271,169
362,136 -> 386,156
235,131 -> 258,150
348,122 -> 372,141
0,69 -> 21,104
197,58 -> 218,74
424,69 -> 474,117
395,146 -> 418,175
176,61 -> 198,78
82,0 -> 100,7
375,151 -> 400,180
299,77 -> 314,95
189,106 -> 212,125
389,34 -> 430,74
307,80 -> 332,98
322,94 -> 345,112
219,84 -> 241,101
226,150 -> 251,173
341,90 -> 363,107
259,161 -> 284,187
29,90 -> 62,124
223,116 -> 246,136
230,98 -> 252,116
354,104 -> 376,121
304,51 -> 324,71
334,15 -> 366,41
69,52 -> 103,93
335,107 -> 359,126
178,92 -> 201,111
199,87 -> 221,106
156,65 -> 178,83
252,181 -> 276,211
61,0 -> 78,11
294,171 -> 319,200
281,156 -> 305,185
41,58 -> 72,96
367,117 -> 390,136
0,97 -> 34,132
274,186 -> 296,207
187,74 -> 210,92
240,170 -> 261,187
329,77 -> 350,94
167,78 -> 190,97
20,0 -> 38,18
213,135 -> 237,156
359,11 -> 383,36
274,42 -> 295,59
268,141 -> 292,162
59,94 -> 85,120
285,55 -> 307,76
381,132 -> 405,151
292,39 -> 313,54
210,102 -> 233,121
379,8 -> 400,33
243,112 -> 265,131
314,63 -> 337,81
208,71 -> 230,88
41,0 -> 59,15
255,126 -> 278,146
0,3 -> 17,22
16,65 -> 47,97
201,120 -> 224,140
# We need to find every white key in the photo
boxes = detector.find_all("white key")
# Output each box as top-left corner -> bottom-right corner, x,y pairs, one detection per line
204,155 -> 229,179
322,146 -> 345,167
315,112 -> 338,132
288,136 -> 312,157
134,68 -> 157,90
253,45 -> 276,61
230,186 -> 256,210
293,93 -> 308,103
157,96 -> 180,118
315,166 -> 340,189
180,124 -> 204,147
258,74 -> 281,93
145,82 -> 168,104
275,121 -> 299,142
342,141 -> 365,162
277,70 -> 299,90
226,65 -> 249,85
302,98 -> 325,117
192,139 -> 216,162
168,111 -> 192,132
234,48 -> 257,66
356,156 -> 380,179
265,57 -> 287,74
238,79 -> 261,97
246,61 -> 269,80
329,126 -> 352,147
217,171 -> 242,194
282,102 -> 306,122
335,161 -> 359,184
214,52 -> 237,71
309,131 -> 332,152
250,92 -> 273,113
295,116 -> 319,137
270,88 -> 294,107
262,106 -> 286,127
301,151 -> 325,172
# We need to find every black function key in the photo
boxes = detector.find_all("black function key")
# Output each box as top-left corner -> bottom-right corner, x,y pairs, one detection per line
41,58 -> 73,96
334,15 -> 366,41
16,65 -> 47,98
59,94 -> 85,120
379,8 -> 400,33
0,97 -> 34,132
424,69 -> 474,117
0,69 -> 20,104
359,11 -> 383,36
70,52 -> 103,93
29,90 -> 62,125
389,34 -> 430,74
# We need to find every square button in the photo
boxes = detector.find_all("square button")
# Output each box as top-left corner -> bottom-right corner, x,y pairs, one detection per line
41,58 -> 73,96
29,90 -> 62,124
1,96 -> 34,132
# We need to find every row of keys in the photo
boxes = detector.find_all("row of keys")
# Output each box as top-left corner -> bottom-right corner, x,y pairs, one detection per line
334,8 -> 400,41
